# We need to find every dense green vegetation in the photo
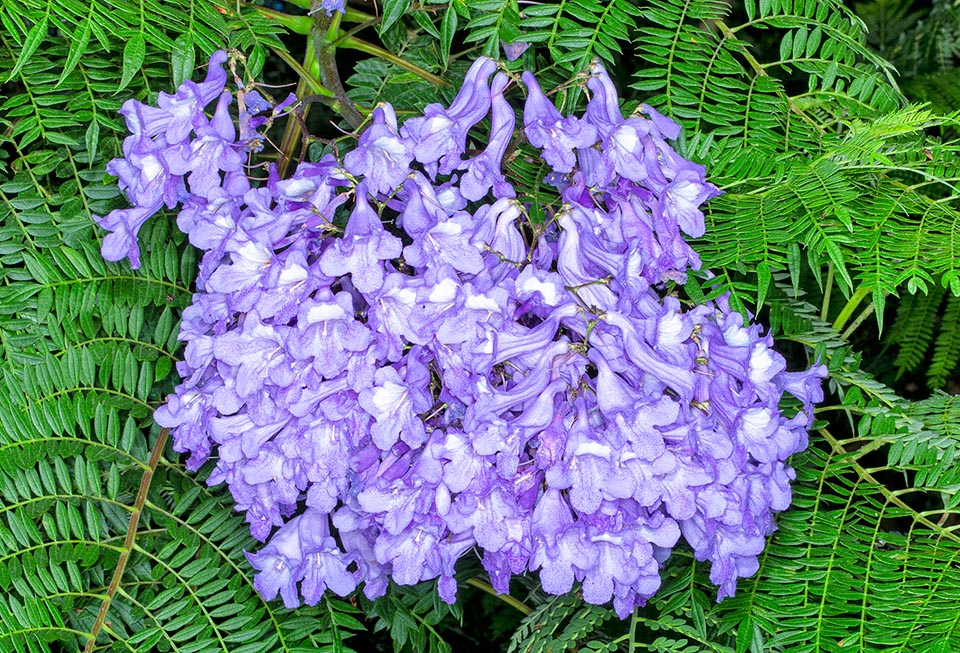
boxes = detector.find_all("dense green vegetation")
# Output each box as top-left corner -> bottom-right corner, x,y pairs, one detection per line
1,0 -> 959,651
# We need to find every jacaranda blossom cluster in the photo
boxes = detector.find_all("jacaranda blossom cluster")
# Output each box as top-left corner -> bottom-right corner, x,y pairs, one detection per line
95,52 -> 826,618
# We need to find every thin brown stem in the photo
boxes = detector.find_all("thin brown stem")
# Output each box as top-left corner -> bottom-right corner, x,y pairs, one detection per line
83,428 -> 170,653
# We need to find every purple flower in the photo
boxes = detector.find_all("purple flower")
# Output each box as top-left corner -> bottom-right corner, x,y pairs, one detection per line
247,509 -> 357,609
402,213 -> 485,274
107,135 -> 183,212
460,73 -> 516,201
640,103 -> 681,140
374,521 -> 443,586
164,92 -> 244,200
123,49 -> 228,143
656,168 -> 722,238
522,71 -> 598,172
96,205 -> 163,268
344,104 -> 413,197
502,40 -> 530,61
97,136 -> 182,267
204,238 -> 273,309
401,57 -> 498,176
358,363 -> 433,449
94,51 -> 230,268
315,0 -> 347,15
320,185 -> 403,293
603,119 -> 665,185
212,313 -> 298,399
155,387 -> 215,470
239,97 -> 269,149
397,173 -> 447,237
294,292 -> 373,381
584,59 -> 623,136
95,53 -> 820,617
246,529 -> 305,608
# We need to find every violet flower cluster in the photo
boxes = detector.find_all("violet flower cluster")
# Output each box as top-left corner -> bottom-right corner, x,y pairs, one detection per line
96,52 -> 826,618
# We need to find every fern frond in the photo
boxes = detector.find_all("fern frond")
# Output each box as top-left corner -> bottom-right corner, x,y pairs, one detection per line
928,295 -> 960,389
507,593 -> 615,653
628,0 -> 960,314
346,56 -> 447,115
904,69 -> 960,114
707,437 -> 960,653
633,558 -> 733,652
858,0 -> 960,78
635,0 -> 899,153
463,0 -> 640,76
886,285 -> 944,379
363,581 -> 461,653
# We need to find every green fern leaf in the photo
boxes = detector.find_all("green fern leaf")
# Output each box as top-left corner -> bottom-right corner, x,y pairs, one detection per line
886,286 -> 944,379
507,593 -> 614,653
928,296 -> 960,389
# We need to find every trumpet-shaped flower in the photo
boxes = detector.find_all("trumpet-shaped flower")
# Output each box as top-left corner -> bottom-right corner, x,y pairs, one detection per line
99,51 -> 824,619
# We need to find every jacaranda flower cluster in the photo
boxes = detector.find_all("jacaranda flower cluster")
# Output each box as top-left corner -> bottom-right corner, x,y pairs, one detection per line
96,52 -> 826,618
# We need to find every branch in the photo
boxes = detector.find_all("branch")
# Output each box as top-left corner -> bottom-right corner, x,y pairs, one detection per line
337,36 -> 450,88
313,6 -> 365,129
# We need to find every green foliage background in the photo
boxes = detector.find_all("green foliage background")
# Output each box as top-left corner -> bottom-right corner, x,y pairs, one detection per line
1,0 -> 960,651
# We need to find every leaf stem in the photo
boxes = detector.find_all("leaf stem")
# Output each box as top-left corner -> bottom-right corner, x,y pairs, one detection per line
821,262 -> 834,322
83,428 -> 169,653
832,285 -> 871,332
819,426 -> 960,544
711,17 -> 826,139
250,5 -> 312,34
841,300 -> 876,340
270,45 -> 332,97
276,39 -> 319,177
465,576 -> 532,615
337,36 -> 450,87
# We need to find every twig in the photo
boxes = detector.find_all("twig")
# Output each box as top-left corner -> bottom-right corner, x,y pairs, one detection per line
711,17 -> 826,139
821,262 -> 834,322
841,299 -> 876,340
83,428 -> 170,652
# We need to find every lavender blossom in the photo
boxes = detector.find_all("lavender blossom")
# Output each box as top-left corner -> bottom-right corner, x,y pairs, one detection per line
314,0 -> 347,15
401,58 -> 497,176
344,104 -> 412,197
460,73 -> 516,201
320,185 -> 403,293
502,40 -> 530,61
522,71 -> 598,172
102,51 -> 825,618
94,51 -> 231,267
